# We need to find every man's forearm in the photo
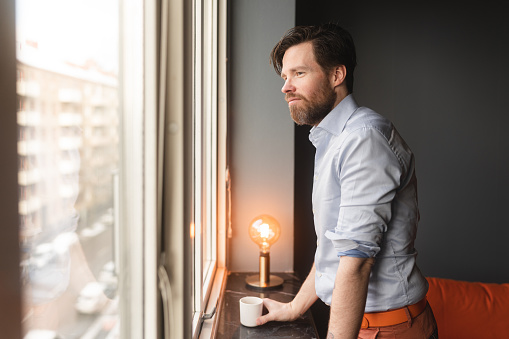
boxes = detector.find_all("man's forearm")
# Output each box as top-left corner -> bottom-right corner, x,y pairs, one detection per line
327,257 -> 374,339
290,263 -> 319,317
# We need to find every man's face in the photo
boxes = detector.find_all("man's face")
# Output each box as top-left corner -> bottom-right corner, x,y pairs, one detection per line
280,42 -> 337,126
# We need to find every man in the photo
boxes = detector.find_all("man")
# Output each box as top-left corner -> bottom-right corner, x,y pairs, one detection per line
256,24 -> 438,339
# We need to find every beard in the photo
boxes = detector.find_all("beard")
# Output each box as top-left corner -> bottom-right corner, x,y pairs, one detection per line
287,84 -> 337,126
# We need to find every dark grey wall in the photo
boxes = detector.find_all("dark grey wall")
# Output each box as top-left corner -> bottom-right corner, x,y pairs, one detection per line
295,0 -> 509,284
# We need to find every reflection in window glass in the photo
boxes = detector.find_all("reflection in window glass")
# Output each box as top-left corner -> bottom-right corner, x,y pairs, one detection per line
16,0 -> 120,338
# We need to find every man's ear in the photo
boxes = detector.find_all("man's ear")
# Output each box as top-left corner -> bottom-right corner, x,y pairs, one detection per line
331,65 -> 347,87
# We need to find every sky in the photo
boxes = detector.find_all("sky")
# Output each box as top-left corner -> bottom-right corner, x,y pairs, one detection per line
16,0 -> 119,73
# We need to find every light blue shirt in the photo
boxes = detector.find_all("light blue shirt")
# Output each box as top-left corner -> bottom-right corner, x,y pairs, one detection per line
310,94 -> 428,312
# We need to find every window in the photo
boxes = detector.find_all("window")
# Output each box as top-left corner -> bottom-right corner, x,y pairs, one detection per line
12,0 -> 227,337
193,0 -> 219,321
191,0 -> 228,336
16,0 -> 124,338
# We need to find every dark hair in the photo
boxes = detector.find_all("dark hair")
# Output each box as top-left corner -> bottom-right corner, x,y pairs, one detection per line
270,23 -> 357,93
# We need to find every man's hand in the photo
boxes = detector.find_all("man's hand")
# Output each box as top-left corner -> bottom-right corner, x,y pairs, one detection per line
256,264 -> 318,326
255,298 -> 299,325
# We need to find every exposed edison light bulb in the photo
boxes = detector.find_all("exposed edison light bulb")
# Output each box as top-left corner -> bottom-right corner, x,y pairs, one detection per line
248,215 -> 280,253
246,215 -> 284,290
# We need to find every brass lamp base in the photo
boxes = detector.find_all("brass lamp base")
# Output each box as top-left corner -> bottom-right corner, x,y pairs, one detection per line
246,274 -> 284,291
246,251 -> 284,291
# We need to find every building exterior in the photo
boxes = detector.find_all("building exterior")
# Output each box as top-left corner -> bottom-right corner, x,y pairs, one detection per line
16,40 -> 119,325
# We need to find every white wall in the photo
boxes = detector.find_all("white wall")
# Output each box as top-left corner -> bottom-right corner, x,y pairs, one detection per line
229,0 -> 295,272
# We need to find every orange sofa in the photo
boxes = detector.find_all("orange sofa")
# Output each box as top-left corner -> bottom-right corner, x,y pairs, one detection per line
426,277 -> 509,339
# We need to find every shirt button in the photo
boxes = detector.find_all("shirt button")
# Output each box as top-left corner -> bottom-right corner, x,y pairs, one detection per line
318,272 -> 322,277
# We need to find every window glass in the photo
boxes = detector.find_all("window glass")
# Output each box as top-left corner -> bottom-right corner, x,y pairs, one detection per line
16,1 -> 120,338
192,0 -> 219,325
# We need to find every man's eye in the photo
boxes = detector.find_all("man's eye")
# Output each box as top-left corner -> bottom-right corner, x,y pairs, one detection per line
296,72 -> 304,76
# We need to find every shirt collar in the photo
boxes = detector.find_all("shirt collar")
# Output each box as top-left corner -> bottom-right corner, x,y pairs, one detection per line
309,94 -> 359,144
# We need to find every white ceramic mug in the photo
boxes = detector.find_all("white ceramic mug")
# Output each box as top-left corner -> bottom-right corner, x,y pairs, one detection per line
239,296 -> 263,327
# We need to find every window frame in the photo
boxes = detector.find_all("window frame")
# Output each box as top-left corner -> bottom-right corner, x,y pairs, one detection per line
1,0 -> 229,337
191,0 -> 228,337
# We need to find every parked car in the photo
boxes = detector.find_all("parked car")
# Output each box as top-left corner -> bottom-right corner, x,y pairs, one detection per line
99,261 -> 117,285
98,261 -> 117,298
30,243 -> 55,268
80,222 -> 106,238
24,329 -> 61,339
100,212 -> 114,226
75,282 -> 108,314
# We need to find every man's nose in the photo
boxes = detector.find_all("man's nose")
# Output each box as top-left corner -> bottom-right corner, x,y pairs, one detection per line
281,79 -> 295,93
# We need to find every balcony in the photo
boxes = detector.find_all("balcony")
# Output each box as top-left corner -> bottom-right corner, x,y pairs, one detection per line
18,169 -> 41,186
58,88 -> 82,103
19,196 -> 41,215
59,136 -> 82,150
59,112 -> 83,126
17,111 -> 41,126
17,80 -> 40,98
59,159 -> 80,175
60,184 -> 78,199
18,140 -> 40,156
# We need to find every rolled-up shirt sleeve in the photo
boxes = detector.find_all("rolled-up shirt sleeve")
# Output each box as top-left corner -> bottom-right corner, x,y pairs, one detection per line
325,126 -> 403,258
